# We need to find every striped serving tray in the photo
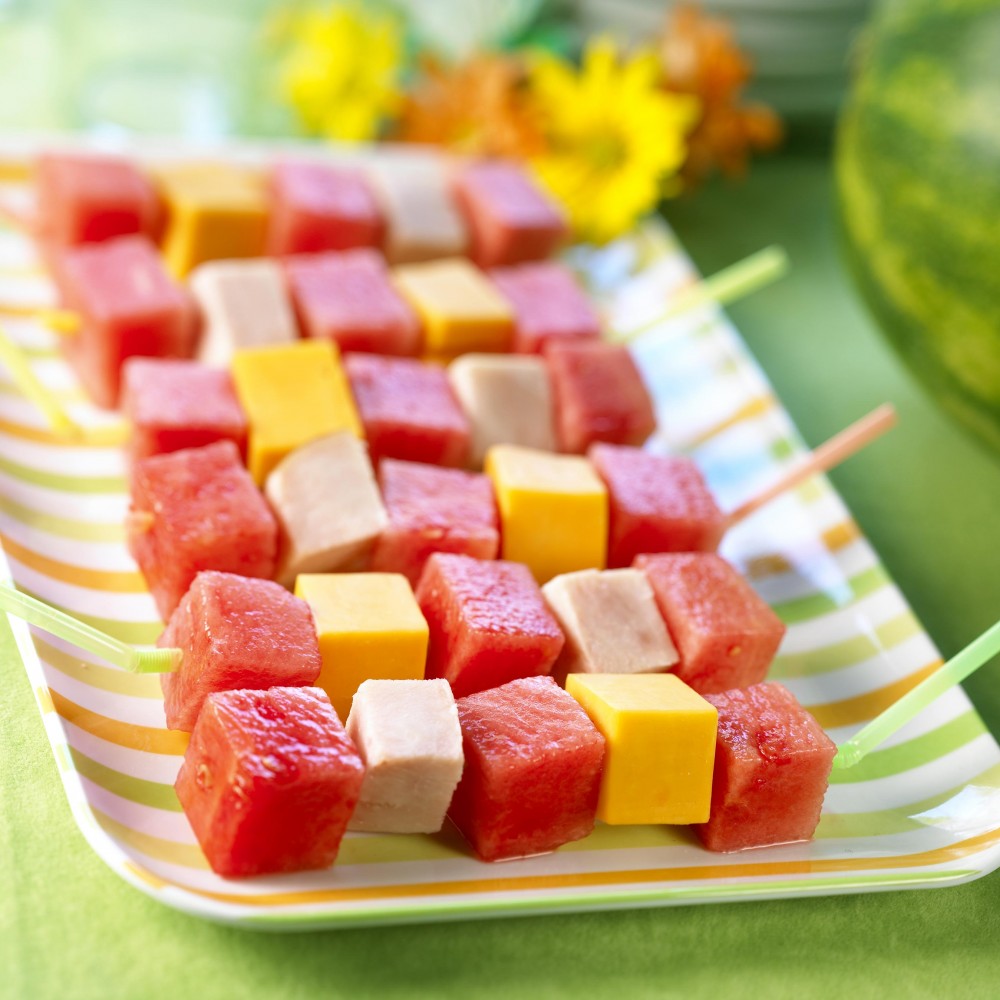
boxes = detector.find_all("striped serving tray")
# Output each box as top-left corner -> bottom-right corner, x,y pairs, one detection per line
2,180 -> 999,928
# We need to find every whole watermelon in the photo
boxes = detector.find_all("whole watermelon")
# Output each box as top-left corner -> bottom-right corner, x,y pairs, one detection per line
836,0 -> 1000,452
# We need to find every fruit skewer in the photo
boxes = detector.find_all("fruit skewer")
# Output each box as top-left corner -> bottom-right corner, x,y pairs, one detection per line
6,576 -> 995,873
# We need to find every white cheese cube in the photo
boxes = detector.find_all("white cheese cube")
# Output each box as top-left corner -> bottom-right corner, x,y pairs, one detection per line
265,431 -> 387,587
346,678 -> 464,834
190,259 -> 297,367
448,354 -> 556,466
542,569 -> 679,679
365,155 -> 468,264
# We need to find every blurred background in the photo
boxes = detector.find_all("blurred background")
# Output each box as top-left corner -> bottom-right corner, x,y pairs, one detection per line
2,0 -> 1000,494
0,0 -> 867,137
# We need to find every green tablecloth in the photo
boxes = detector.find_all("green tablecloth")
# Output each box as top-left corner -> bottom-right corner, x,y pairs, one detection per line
4,151 -> 1000,999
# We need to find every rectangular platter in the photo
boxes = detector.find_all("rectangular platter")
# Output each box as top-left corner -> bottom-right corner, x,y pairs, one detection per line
2,141 -> 999,930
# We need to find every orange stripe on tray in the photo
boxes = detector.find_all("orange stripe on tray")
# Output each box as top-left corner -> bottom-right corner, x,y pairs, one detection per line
687,395 -> 776,449
745,520 -> 861,580
50,688 -> 188,755
153,825 -> 1000,909
0,412 -> 129,448
806,659 -> 943,730
124,860 -> 170,891
0,531 -> 145,593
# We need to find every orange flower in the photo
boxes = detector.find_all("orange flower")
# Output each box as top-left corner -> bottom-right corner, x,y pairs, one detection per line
393,53 -> 544,159
660,3 -> 782,184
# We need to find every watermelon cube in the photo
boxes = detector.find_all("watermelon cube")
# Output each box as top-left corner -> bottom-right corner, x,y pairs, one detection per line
53,235 -> 198,408
175,686 -> 364,876
589,444 -> 727,567
697,682 -> 836,852
490,261 -> 601,354
35,152 -> 162,248
121,358 -> 247,467
545,342 -> 656,454
267,160 -> 384,256
158,571 -> 321,732
371,459 -> 500,586
635,553 -> 786,695
190,259 -> 298,367
284,249 -> 421,356
416,553 -> 564,698
128,440 -> 278,620
452,161 -> 568,268
448,676 -> 605,861
344,353 -> 471,467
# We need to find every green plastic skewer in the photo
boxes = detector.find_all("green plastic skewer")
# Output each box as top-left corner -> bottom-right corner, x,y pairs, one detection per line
0,583 -> 179,673
0,322 -> 83,439
833,619 -> 1000,770
610,244 -> 790,345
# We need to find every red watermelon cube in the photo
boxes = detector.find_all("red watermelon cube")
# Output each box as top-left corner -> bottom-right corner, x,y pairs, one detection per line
175,686 -> 364,876
416,553 -> 564,698
491,261 -> 601,354
448,675 -> 605,861
544,341 -> 656,454
371,459 -> 499,585
35,152 -> 162,248
635,553 -> 785,695
158,571 -> 321,732
284,249 -> 421,356
128,440 -> 278,620
53,235 -> 198,408
122,357 -> 247,468
452,161 -> 568,268
267,160 -> 384,256
344,353 -> 471,467
589,444 -> 726,567
697,682 -> 836,852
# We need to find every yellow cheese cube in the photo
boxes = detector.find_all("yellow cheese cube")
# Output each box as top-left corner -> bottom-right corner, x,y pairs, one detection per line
156,163 -> 268,277
485,444 -> 607,583
295,574 -> 429,721
566,673 -> 718,825
394,258 -> 513,360
232,340 -> 362,484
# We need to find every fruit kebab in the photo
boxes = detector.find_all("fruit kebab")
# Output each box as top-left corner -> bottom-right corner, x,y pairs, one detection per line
122,400 -> 895,628
0,571 -> 840,869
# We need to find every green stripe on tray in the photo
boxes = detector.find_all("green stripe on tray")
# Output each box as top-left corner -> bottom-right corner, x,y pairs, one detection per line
818,762 -> 1000,840
33,634 -> 162,699
70,747 -> 182,812
0,492 -> 124,541
18,586 -> 160,645
0,450 -> 124,493
829,710 -> 989,785
772,564 -> 889,625
769,437 -> 795,462
771,610 -> 922,679
20,343 -> 58,361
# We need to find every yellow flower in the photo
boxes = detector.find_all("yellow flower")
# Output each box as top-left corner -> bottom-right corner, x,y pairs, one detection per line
278,3 -> 405,142
527,38 -> 699,245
